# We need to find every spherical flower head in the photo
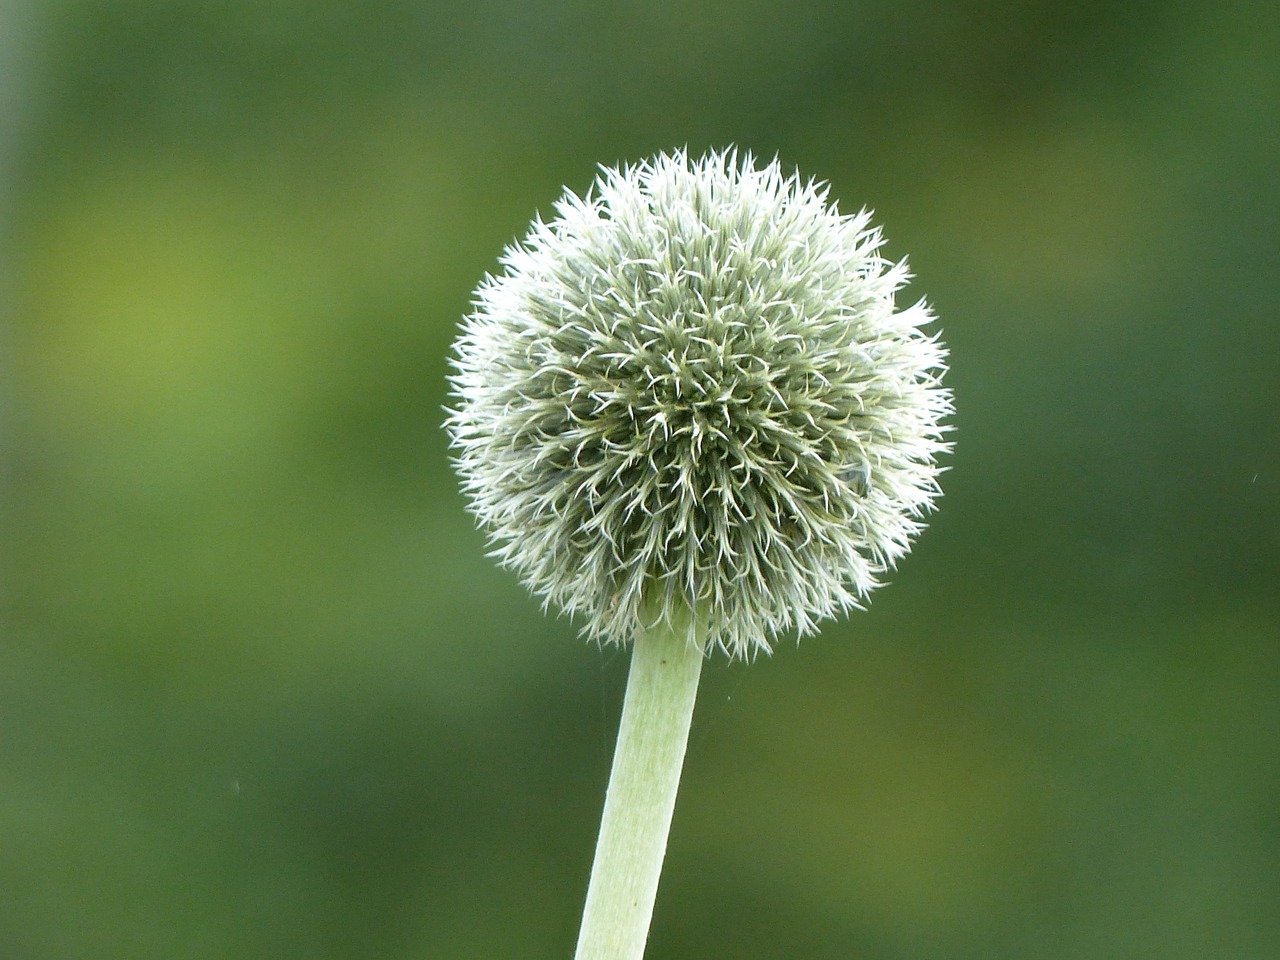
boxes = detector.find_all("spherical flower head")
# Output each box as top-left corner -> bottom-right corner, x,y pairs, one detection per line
447,148 -> 952,659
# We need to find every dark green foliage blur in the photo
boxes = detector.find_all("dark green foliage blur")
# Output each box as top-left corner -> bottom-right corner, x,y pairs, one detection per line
2,1 -> 1277,957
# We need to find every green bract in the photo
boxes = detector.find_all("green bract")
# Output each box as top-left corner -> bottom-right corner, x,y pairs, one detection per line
447,148 -> 952,658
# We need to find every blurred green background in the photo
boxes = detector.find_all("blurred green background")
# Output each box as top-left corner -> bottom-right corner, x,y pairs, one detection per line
2,1 -> 1277,958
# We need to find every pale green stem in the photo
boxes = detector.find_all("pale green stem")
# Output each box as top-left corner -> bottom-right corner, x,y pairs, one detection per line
573,619 -> 705,960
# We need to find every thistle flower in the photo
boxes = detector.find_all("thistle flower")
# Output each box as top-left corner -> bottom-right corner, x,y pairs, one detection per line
448,148 -> 953,960
447,147 -> 951,659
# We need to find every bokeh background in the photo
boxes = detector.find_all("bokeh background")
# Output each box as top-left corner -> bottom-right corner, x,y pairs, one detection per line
2,1 -> 1278,958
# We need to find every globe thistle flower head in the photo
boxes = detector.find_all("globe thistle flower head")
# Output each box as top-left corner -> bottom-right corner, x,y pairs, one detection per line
447,148 -> 952,659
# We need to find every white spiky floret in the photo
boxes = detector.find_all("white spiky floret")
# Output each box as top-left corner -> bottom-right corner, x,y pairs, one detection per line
447,147 -> 952,659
